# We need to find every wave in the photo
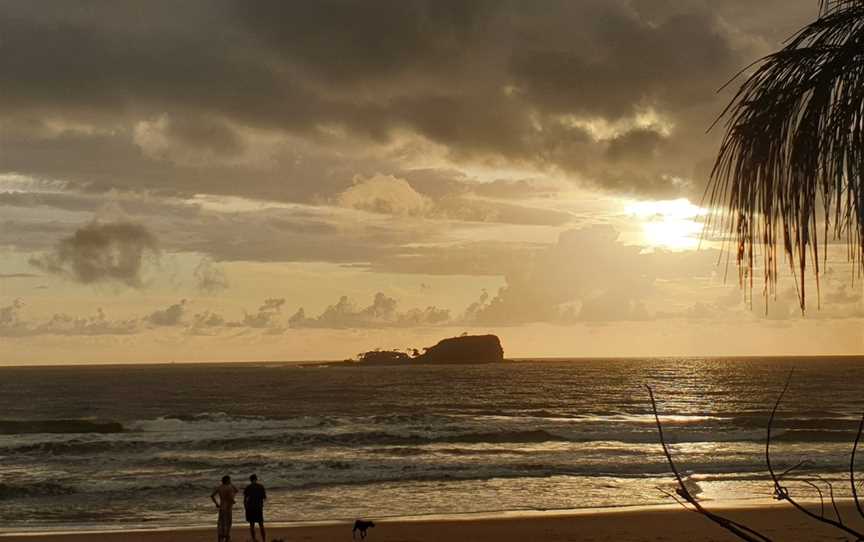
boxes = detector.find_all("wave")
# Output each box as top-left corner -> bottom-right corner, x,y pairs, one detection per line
772,429 -> 861,443
0,419 -> 124,435
0,429 -> 571,456
0,482 -> 76,500
6,425 -> 858,457
127,413 -> 329,433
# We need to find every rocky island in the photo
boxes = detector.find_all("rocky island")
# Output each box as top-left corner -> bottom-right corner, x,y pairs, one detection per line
350,334 -> 504,366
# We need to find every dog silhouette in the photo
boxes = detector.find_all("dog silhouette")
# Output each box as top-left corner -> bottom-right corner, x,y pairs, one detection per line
352,519 -> 375,539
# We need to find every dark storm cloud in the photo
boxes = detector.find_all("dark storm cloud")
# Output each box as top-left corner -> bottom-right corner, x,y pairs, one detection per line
234,0 -> 492,85
509,8 -> 736,118
0,0 -> 820,202
29,222 -> 159,287
605,129 -> 667,164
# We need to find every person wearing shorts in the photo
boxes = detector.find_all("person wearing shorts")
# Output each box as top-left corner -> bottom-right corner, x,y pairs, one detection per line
244,474 -> 267,542
210,475 -> 238,542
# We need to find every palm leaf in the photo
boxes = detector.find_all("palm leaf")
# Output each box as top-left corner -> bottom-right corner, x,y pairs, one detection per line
709,1 -> 864,310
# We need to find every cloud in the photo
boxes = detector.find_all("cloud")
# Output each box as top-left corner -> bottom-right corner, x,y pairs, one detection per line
289,292 -> 450,328
0,301 -> 183,338
337,173 -> 572,226
0,299 -> 25,335
460,225 -> 719,324
188,298 -> 288,334
146,300 -> 187,327
470,178 -> 564,199
194,258 -> 229,293
133,114 -> 246,167
338,174 -> 431,216
575,290 -> 651,323
36,309 -> 140,336
231,298 -> 286,333
0,0 -> 815,206
0,297 -> 294,337
29,222 -> 159,287
189,311 -> 226,335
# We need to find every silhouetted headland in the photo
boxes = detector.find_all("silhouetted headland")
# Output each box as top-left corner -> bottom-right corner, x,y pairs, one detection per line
337,334 -> 504,366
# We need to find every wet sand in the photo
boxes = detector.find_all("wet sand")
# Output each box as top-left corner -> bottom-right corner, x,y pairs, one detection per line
3,502 -> 864,542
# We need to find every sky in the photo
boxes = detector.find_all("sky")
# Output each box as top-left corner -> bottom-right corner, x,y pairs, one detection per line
1,0 -> 862,364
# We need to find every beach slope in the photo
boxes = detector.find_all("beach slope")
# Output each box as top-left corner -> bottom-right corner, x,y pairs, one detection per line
4,503 -> 864,542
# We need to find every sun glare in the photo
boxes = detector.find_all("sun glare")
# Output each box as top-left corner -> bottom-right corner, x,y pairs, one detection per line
625,198 -> 707,251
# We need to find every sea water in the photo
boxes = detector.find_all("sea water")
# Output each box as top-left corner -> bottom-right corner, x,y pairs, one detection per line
1,357 -> 863,531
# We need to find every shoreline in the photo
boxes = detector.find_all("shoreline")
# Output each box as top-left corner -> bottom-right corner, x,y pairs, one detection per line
0,499 -> 850,538
2,501 -> 863,542
0,500 -> 766,536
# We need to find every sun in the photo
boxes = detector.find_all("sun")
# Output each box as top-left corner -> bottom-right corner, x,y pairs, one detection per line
625,198 -> 707,251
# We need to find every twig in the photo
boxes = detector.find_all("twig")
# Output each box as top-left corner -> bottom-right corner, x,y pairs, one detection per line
766,374 -> 864,538
813,475 -> 843,525
850,411 -> 864,520
657,487 -> 691,511
647,385 -> 773,542
800,480 -> 825,518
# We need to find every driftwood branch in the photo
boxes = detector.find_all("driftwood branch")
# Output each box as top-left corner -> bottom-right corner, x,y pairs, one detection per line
766,376 -> 864,539
647,385 -> 773,542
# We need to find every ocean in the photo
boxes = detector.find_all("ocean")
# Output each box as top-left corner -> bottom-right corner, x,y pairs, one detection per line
1,357 -> 863,532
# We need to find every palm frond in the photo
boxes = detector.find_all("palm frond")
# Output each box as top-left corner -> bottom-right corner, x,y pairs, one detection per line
709,1 -> 864,310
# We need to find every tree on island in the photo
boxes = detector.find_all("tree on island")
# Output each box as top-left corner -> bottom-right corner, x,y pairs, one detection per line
651,2 -> 864,540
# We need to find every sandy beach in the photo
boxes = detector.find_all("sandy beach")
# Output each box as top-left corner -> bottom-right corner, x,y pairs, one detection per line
4,502 -> 864,542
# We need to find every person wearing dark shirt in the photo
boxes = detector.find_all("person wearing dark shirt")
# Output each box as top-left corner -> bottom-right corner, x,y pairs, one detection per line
244,474 -> 267,542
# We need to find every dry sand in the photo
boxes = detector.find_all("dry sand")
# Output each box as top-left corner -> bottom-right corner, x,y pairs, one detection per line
3,502 -> 863,541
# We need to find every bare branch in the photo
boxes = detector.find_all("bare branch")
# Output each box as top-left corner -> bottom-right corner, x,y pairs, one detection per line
851,411 -> 864,520
647,385 -> 773,542
778,459 -> 813,480
766,375 -> 864,538
800,479 -> 825,518
657,487 -> 692,511
813,475 -> 844,525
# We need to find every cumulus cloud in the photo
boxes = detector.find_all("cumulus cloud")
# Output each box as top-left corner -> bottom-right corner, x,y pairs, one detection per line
36,309 -> 140,336
289,292 -> 450,329
459,225 -> 719,324
338,174 -> 432,216
0,298 -> 293,337
0,299 -> 143,337
189,310 -> 226,332
234,298 -> 286,330
29,222 -> 159,287
146,300 -> 187,327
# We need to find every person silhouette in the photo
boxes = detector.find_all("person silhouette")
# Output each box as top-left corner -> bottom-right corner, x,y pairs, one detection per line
244,474 -> 267,542
210,475 -> 238,542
